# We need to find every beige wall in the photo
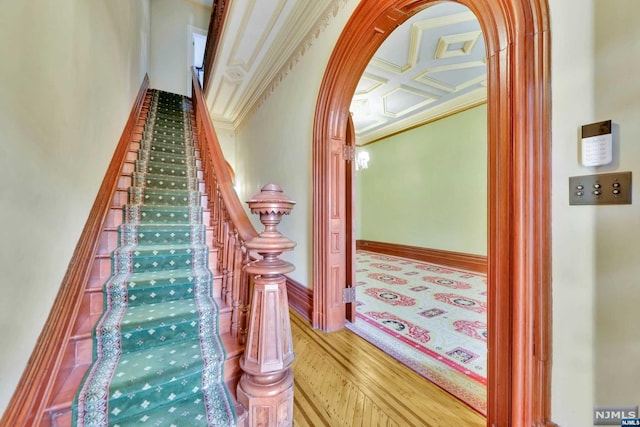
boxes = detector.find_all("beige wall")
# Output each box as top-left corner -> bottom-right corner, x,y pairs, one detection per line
356,105 -> 487,255
232,0 -> 616,425
234,0 -> 361,286
149,0 -> 210,96
549,1 -> 597,425
593,0 -> 640,410
0,0 -> 150,416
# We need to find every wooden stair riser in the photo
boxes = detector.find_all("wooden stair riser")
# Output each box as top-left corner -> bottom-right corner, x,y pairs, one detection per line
112,189 -> 128,207
89,256 -> 111,287
206,226 -> 214,247
96,228 -> 119,256
129,141 -> 141,153
117,174 -> 132,190
224,354 -> 241,383
121,161 -> 135,175
105,207 -> 123,228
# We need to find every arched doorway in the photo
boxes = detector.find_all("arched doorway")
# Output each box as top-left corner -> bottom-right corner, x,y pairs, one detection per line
312,0 -> 554,425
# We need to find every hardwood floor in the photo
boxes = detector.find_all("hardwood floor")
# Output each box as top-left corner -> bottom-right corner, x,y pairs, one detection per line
290,310 -> 485,427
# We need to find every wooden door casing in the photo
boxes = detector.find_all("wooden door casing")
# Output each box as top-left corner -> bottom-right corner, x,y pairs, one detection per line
312,0 -> 554,426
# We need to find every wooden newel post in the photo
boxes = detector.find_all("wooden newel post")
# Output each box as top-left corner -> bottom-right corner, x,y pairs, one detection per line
237,184 -> 296,426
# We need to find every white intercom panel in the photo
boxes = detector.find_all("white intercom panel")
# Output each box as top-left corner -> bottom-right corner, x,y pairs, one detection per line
581,120 -> 612,167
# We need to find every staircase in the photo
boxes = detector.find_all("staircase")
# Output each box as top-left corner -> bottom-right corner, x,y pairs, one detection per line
43,90 -> 244,426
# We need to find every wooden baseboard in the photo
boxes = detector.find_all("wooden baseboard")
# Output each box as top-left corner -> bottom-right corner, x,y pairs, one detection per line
286,276 -> 312,323
356,240 -> 487,274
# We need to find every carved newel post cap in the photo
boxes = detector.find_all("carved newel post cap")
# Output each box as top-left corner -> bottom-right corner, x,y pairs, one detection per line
245,184 -> 296,275
246,183 -> 296,217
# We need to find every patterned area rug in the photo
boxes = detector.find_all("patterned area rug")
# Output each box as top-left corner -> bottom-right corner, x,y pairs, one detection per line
346,250 -> 487,415
73,90 -> 236,426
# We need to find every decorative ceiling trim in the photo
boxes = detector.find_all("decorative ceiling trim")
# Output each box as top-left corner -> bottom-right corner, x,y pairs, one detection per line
211,77 -> 242,117
381,85 -> 438,118
227,0 -> 287,73
212,119 -> 236,133
355,73 -> 388,95
434,30 -> 482,58
369,57 -> 413,74
414,61 -> 487,93
407,11 -> 478,69
369,11 -> 480,76
419,73 -> 487,93
356,87 -> 487,145
354,116 -> 388,134
236,0 -> 352,128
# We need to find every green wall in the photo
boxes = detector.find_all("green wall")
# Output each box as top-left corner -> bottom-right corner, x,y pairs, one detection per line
356,104 -> 487,256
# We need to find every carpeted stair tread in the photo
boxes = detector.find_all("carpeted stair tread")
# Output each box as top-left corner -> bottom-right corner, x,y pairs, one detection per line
138,173 -> 199,191
136,158 -> 193,173
114,245 -> 207,274
146,143 -> 189,156
139,150 -> 192,166
137,156 -> 194,168
144,130 -> 191,140
119,299 -> 202,351
126,270 -> 203,305
128,188 -> 201,207
145,164 -> 194,178
119,223 -> 206,246
108,393 -> 222,427
140,139 -> 193,150
106,339 -> 209,422
149,112 -> 187,123
123,205 -> 203,225
135,160 -> 196,176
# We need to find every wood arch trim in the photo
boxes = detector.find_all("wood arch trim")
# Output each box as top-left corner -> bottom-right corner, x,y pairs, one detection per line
312,1 -> 554,425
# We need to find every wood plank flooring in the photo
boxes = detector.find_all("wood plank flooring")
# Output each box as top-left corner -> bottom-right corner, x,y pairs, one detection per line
290,310 -> 485,427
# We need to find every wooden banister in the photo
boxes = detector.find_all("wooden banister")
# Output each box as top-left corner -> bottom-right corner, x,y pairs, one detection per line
1,74 -> 149,426
190,68 -> 296,424
190,68 -> 257,244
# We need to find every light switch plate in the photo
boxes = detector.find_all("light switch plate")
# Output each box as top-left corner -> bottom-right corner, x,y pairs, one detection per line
569,172 -> 632,205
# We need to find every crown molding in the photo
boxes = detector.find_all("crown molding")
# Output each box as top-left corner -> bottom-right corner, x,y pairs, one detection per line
234,0 -> 352,128
356,87 -> 487,145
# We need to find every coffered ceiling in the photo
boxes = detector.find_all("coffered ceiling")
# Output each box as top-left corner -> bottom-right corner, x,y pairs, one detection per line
205,1 -> 486,143
352,2 -> 486,145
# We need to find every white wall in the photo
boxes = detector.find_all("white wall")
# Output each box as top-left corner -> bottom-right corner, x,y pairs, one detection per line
149,0 -> 210,96
593,0 -> 640,411
0,0 -> 150,416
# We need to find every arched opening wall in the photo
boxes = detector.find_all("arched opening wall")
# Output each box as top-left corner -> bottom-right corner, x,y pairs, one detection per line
312,0 -> 554,425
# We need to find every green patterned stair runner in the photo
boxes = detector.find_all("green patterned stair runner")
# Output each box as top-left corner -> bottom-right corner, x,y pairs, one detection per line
73,90 -> 236,426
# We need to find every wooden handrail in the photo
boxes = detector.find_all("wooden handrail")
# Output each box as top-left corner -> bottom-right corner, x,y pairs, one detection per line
191,68 -> 258,244
190,68 -> 296,422
1,74 -> 149,426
